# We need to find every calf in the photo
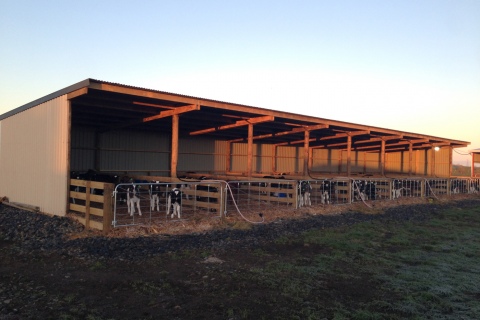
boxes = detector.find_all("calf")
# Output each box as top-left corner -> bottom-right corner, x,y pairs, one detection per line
298,180 -> 312,207
320,180 -> 335,204
127,184 -> 142,216
150,182 -> 161,212
392,179 -> 404,199
167,187 -> 182,219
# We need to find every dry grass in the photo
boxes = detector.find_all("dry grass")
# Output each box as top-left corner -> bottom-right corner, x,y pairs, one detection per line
90,194 -> 479,239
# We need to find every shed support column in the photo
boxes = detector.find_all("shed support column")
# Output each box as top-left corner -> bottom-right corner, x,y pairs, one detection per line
272,145 -> 277,173
472,153 -> 475,178
309,148 -> 313,174
247,123 -> 253,177
431,146 -> 436,177
303,130 -> 310,177
449,146 -> 453,177
347,135 -> 352,176
380,140 -> 386,176
226,142 -> 232,174
170,114 -> 179,178
408,142 -> 413,176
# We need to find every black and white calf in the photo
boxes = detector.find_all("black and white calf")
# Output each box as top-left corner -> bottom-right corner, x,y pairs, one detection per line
392,179 -> 405,199
353,180 -> 376,201
319,180 -> 334,204
469,180 -> 479,194
298,180 -> 312,207
150,182 -> 161,212
167,187 -> 182,219
127,184 -> 142,216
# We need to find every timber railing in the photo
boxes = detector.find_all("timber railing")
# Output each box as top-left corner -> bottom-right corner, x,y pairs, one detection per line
69,179 -> 114,233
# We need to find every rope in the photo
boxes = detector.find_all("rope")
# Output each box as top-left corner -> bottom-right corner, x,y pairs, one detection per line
424,178 -> 441,200
351,180 -> 372,208
199,179 -> 265,224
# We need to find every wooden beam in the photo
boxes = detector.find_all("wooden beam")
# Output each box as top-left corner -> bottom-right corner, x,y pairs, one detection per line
304,130 -> 310,177
171,114 -> 179,178
230,124 -> 328,143
353,134 -> 403,145
67,87 -> 88,100
133,101 -> 175,109
100,104 -> 199,133
381,140 -> 386,175
319,130 -> 370,141
247,124 -> 253,177
190,115 -> 274,136
143,104 -> 199,122
347,135 -> 352,176
274,138 -> 317,147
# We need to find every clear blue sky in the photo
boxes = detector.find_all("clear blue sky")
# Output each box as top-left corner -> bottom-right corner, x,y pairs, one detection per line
1,0 -> 479,164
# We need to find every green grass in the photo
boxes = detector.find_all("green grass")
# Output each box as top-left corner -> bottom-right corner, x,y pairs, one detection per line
217,203 -> 480,319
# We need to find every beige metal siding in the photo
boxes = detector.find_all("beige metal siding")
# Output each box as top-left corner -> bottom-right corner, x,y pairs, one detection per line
178,138 -> 227,173
276,146 -> 303,174
365,152 -> 380,173
231,143 -> 248,172
385,151 -> 404,173
0,96 -> 69,216
434,147 -> 451,177
311,148 -> 341,173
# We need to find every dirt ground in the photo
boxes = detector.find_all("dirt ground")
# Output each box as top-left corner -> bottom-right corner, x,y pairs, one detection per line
1,194 -> 478,319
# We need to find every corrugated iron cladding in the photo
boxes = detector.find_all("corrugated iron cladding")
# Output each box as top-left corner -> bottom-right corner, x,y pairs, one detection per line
0,96 -> 69,215
178,138 -> 227,173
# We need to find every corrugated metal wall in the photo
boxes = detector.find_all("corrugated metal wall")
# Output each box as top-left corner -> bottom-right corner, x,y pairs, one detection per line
178,138 -> 227,173
70,126 -> 455,179
230,143 -> 303,174
71,130 -> 229,176
311,148 -> 339,173
0,96 -> 69,216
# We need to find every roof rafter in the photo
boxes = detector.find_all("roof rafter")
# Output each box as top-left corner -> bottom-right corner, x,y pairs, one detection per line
190,115 -> 275,136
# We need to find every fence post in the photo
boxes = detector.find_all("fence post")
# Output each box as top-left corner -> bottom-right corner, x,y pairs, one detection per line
103,183 -> 114,234
85,181 -> 91,229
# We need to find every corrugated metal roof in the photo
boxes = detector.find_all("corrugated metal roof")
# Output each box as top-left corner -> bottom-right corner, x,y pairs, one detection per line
1,78 -> 471,152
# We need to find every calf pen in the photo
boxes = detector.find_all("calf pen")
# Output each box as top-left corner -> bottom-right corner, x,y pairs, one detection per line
68,177 -> 480,231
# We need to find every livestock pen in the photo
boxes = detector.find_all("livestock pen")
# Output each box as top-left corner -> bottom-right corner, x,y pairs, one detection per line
67,175 -> 480,231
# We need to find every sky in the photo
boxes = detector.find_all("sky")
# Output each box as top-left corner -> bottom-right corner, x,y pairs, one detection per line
1,0 -> 479,165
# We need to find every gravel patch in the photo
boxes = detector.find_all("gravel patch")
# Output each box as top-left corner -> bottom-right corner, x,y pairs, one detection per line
1,198 -> 479,261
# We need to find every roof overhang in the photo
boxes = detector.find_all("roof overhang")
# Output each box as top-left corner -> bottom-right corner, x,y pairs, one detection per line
1,78 -> 470,153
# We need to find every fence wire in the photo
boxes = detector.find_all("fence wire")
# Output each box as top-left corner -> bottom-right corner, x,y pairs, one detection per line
110,178 -> 480,228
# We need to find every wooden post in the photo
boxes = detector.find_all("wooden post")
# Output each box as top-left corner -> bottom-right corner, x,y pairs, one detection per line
171,114 -> 179,178
303,130 -> 310,177
431,146 -> 436,177
247,123 -> 253,177
346,136 -> 352,176
85,181 -> 91,230
103,183 -> 114,234
380,139 -> 386,176
309,148 -> 313,174
226,141 -> 232,174
272,145 -> 277,173
472,153 -> 475,178
408,142 -> 413,176
448,146 -> 453,177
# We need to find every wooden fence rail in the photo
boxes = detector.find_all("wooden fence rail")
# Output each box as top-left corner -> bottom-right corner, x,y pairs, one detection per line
69,179 -> 114,233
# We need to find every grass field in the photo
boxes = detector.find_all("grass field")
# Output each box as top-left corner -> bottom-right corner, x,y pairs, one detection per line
2,200 -> 480,319
200,203 -> 480,319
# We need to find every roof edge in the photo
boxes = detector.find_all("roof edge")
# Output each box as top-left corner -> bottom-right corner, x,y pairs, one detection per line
0,79 -> 92,121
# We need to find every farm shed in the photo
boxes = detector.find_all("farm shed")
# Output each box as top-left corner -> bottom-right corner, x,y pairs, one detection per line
0,78 -> 470,218
471,148 -> 480,177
